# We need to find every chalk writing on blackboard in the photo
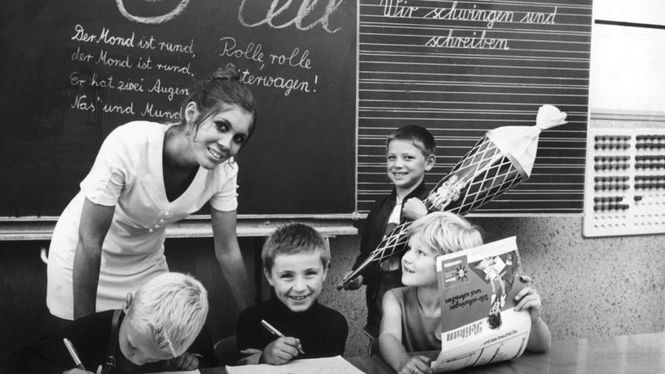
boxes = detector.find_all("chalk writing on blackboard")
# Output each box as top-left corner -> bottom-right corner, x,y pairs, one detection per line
381,0 -> 559,50
67,22 -> 196,119
238,0 -> 346,33
115,0 -> 190,25
115,0 -> 346,33
218,36 -> 319,96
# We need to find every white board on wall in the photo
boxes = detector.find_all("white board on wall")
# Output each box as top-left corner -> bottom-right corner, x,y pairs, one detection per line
594,0 -> 665,26
589,24 -> 665,114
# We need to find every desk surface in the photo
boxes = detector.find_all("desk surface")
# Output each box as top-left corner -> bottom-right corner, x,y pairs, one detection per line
331,332 -> 665,374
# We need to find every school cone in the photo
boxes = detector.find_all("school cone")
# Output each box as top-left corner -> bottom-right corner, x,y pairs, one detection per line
338,105 -> 567,290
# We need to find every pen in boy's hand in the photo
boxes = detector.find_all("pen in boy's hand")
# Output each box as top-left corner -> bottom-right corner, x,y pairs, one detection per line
63,337 -> 85,370
260,319 -> 284,337
260,319 -> 305,354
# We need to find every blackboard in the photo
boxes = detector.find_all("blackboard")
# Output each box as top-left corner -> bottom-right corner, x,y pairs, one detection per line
0,0 -> 356,217
357,0 -> 592,214
1,0 -> 594,219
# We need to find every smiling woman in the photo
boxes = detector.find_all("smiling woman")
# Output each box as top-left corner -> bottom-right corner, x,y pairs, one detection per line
46,63 -> 258,324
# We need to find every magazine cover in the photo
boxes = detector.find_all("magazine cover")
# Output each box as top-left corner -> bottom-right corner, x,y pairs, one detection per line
431,236 -> 531,372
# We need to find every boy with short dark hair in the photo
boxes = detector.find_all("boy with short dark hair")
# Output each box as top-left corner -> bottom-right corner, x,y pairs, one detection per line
8,272 -> 214,373
236,223 -> 348,365
343,125 -> 436,337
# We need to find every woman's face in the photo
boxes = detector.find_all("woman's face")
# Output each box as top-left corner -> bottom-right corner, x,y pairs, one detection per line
186,102 -> 253,170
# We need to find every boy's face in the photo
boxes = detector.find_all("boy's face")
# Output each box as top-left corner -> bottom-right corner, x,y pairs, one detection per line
401,237 -> 438,287
118,316 -> 174,366
386,139 -> 434,195
264,251 -> 328,313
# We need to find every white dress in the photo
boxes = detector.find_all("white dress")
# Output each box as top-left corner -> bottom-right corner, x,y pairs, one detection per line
46,121 -> 238,320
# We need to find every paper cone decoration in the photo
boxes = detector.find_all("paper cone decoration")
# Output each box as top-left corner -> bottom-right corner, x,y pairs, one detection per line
339,105 -> 567,289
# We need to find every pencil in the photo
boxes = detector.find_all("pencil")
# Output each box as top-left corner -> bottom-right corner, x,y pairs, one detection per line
260,319 -> 305,354
260,319 -> 284,337
63,337 -> 85,370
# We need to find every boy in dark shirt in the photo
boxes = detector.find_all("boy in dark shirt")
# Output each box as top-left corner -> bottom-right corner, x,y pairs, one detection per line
342,125 -> 436,337
8,272 -> 214,374
236,223 -> 348,365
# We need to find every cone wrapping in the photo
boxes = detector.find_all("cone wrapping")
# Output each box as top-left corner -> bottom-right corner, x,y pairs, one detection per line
486,105 -> 567,176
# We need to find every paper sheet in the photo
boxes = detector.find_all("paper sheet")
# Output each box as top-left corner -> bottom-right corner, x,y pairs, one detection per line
225,356 -> 363,374
432,236 -> 531,372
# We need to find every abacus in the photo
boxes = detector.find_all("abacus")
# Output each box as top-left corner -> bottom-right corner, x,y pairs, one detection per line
583,128 -> 665,237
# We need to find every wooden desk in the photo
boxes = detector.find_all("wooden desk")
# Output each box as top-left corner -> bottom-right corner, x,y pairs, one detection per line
344,332 -> 665,374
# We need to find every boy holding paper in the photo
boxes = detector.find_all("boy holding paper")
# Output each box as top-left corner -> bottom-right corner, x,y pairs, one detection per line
379,212 -> 551,374
236,223 -> 348,365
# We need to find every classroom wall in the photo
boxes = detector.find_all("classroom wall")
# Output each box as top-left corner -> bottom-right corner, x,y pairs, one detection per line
321,216 -> 665,356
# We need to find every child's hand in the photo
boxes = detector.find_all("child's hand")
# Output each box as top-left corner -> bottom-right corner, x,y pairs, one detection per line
167,352 -> 200,370
398,355 -> 432,374
261,337 -> 303,365
237,348 -> 262,365
63,369 -> 95,374
341,271 -> 363,290
514,284 -> 543,321
402,198 -> 428,221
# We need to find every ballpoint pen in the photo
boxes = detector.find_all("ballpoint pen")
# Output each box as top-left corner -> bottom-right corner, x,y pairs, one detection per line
260,319 -> 305,354
63,337 -> 85,370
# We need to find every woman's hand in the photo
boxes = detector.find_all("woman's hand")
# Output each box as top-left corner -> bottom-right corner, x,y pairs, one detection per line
398,355 -> 432,374
260,337 -> 303,365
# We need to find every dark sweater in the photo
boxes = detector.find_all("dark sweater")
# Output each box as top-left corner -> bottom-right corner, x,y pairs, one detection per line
352,181 -> 429,335
7,310 -> 215,374
237,298 -> 348,359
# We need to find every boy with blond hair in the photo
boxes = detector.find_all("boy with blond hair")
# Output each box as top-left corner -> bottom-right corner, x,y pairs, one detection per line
236,223 -> 348,365
379,212 -> 551,374
8,272 -> 214,373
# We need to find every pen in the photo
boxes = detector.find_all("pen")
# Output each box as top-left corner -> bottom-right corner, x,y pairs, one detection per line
63,337 -> 85,370
260,319 -> 305,354
260,319 -> 284,337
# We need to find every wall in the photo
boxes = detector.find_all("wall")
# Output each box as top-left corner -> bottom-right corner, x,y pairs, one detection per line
321,216 -> 665,356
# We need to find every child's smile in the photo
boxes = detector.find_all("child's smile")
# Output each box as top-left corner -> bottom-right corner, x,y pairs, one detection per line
386,139 -> 434,195
265,252 -> 328,313
401,238 -> 438,287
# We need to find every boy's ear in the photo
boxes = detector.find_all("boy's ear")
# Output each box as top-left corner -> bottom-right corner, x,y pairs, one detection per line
321,263 -> 330,281
123,293 -> 133,313
425,154 -> 436,171
263,268 -> 275,287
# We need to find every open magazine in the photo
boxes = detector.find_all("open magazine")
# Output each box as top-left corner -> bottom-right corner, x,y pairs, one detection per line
431,236 -> 531,372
